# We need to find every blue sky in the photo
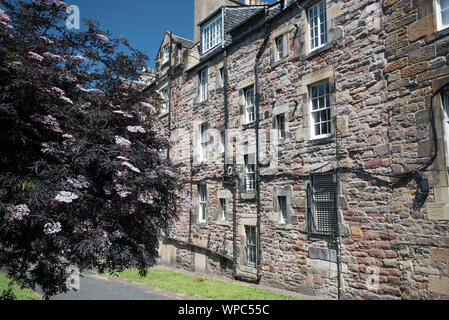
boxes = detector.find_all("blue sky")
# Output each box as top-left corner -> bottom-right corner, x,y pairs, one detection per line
68,0 -> 277,69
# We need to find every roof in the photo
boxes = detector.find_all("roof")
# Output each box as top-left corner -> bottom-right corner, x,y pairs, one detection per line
172,35 -> 194,49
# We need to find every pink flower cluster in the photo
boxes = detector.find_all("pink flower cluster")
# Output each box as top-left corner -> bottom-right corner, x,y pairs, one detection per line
68,54 -> 87,62
7,204 -> 30,222
40,36 -> 54,44
110,230 -> 125,240
94,33 -> 109,42
73,220 -> 94,234
0,9 -> 13,38
138,102 -> 156,113
115,136 -> 132,149
113,110 -> 133,118
146,171 -> 158,180
76,84 -> 104,95
31,114 -> 63,133
67,175 -> 90,189
126,126 -> 146,133
54,191 -> 79,203
59,95 -> 73,104
115,184 -> 132,198
0,9 -> 11,23
43,52 -> 66,64
137,191 -> 154,205
7,61 -> 22,69
44,222 -> 62,235
121,161 -> 141,174
34,0 -> 67,9
163,168 -> 176,178
48,86 -> 73,104
28,51 -> 44,62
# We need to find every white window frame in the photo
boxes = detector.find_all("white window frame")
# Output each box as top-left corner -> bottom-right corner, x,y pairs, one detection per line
220,67 -> 225,87
275,35 -> 285,61
201,13 -> 223,54
220,198 -> 227,221
198,184 -> 207,223
220,130 -> 226,154
161,87 -> 169,114
245,225 -> 257,267
308,0 -> 327,51
277,114 -> 286,140
442,93 -> 449,169
278,196 -> 288,224
245,155 -> 256,193
310,81 -> 332,140
245,87 -> 255,124
162,44 -> 170,64
436,0 -> 449,31
200,123 -> 209,162
199,68 -> 208,102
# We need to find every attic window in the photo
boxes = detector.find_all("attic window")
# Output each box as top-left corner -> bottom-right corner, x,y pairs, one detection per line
201,13 -> 223,54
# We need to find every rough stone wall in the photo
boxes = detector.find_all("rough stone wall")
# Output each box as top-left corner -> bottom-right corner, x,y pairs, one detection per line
155,0 -> 449,300
254,0 -> 396,299
381,0 -> 449,299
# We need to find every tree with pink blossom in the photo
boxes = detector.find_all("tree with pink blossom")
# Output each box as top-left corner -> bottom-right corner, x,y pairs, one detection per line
0,0 -> 184,299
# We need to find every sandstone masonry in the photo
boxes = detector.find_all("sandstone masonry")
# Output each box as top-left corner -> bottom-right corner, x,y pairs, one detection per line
144,0 -> 449,300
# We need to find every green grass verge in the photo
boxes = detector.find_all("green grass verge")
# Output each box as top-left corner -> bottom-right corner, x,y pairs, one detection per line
0,272 -> 41,300
116,269 -> 301,300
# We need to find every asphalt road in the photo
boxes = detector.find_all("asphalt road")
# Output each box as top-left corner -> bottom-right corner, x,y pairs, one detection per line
43,271 -> 204,300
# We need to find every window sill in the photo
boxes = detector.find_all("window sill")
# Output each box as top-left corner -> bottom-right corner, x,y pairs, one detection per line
242,122 -> 256,130
240,265 -> 257,274
194,160 -> 209,167
271,56 -> 289,69
273,221 -> 294,229
196,222 -> 209,229
194,100 -> 209,107
428,25 -> 449,42
278,136 -> 290,145
300,42 -> 332,60
216,219 -> 230,226
241,192 -> 256,200
307,135 -> 333,146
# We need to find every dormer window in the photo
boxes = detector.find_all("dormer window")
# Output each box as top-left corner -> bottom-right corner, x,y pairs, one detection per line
201,13 -> 223,55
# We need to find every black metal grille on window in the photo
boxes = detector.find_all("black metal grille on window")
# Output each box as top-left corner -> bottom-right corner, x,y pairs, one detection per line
307,175 -> 338,237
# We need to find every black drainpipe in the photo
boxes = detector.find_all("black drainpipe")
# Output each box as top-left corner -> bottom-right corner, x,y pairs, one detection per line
254,7 -> 270,282
167,32 -> 173,161
224,49 -> 229,176
223,49 -> 237,279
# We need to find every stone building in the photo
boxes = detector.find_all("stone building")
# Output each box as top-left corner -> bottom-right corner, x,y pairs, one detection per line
144,0 -> 449,300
